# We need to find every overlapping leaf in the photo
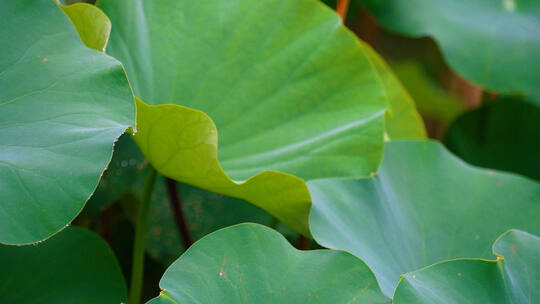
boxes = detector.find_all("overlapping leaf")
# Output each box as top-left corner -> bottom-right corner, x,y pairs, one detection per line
445,97 -> 540,180
394,230 -> 540,303
148,223 -> 389,304
360,0 -> 540,98
58,2 -> 111,51
85,134 -> 291,264
0,227 -> 127,303
309,140 -> 540,296
148,224 -> 540,303
0,0 -> 134,244
97,0 -> 424,235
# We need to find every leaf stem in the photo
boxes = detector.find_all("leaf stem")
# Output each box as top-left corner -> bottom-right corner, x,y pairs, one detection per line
336,0 -> 350,21
128,166 -> 157,304
165,178 -> 193,249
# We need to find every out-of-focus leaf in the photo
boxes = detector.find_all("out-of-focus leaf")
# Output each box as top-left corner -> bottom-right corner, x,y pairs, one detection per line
0,227 -> 127,303
85,133 -> 150,215
445,97 -> 540,180
0,0 -> 133,244
309,140 -> 540,296
147,223 -> 389,304
394,230 -> 540,304
391,61 -> 464,126
146,182 -> 292,265
360,0 -> 540,98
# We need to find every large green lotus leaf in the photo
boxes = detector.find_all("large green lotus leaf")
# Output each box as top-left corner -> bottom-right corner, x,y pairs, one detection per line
0,0 -> 134,244
445,97 -> 540,180
309,140 -> 540,296
394,230 -> 540,303
0,226 -> 127,303
98,0 -> 425,235
360,0 -> 540,97
147,223 -> 389,304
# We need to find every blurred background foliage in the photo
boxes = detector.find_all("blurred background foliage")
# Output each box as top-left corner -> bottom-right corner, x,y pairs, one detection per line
63,0 -> 539,301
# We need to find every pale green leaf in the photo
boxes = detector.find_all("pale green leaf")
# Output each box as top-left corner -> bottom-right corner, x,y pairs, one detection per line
394,230 -> 540,304
58,1 -> 111,52
309,140 -> 540,296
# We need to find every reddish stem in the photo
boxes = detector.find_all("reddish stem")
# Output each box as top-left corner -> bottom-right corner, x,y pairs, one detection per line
296,235 -> 311,250
336,0 -> 350,21
165,178 -> 193,249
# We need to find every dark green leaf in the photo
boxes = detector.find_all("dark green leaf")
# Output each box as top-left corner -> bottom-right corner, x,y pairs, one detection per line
445,97 -> 540,180
0,227 -> 127,303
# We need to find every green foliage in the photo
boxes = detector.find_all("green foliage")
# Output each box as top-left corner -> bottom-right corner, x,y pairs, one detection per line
0,0 -> 133,245
58,1 -> 111,51
391,61 -> 465,127
85,133 -> 291,264
360,0 -> 540,97
0,227 -> 127,303
445,97 -> 540,180
96,0 -> 425,235
309,140 -> 540,296
149,223 -> 389,304
150,225 -> 540,303
394,230 -> 540,303
1,0 -> 538,303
